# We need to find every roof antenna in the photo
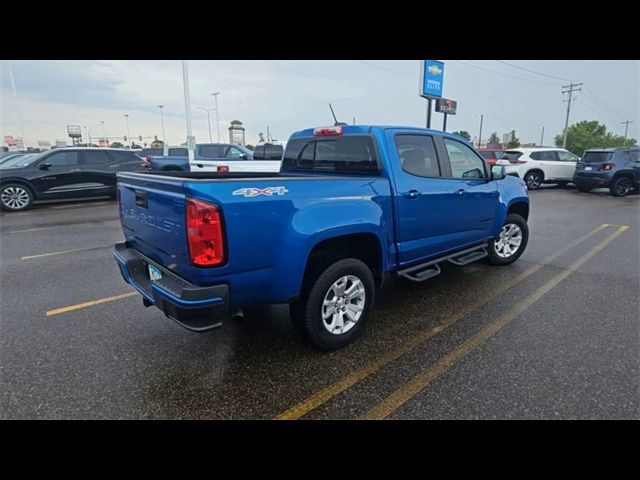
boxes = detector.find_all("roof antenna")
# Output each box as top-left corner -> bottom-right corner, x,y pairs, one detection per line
329,103 -> 348,127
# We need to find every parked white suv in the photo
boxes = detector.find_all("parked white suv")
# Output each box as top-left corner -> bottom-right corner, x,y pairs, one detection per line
500,147 -> 580,190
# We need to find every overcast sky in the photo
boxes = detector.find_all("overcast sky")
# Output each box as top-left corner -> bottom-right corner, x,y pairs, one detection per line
1,60 -> 638,147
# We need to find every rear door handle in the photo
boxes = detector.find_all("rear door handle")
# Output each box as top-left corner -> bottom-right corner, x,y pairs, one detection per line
457,189 -> 466,196
402,190 -> 421,199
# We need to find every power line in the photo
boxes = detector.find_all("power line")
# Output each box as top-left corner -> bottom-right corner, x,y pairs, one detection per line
575,97 -> 619,123
583,87 -> 625,120
452,60 -> 563,86
495,60 -> 572,82
358,61 -> 413,79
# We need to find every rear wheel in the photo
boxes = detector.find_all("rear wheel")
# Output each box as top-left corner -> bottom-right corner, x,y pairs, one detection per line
290,258 -> 374,351
524,171 -> 543,190
486,214 -> 529,266
1,183 -> 34,211
610,176 -> 633,197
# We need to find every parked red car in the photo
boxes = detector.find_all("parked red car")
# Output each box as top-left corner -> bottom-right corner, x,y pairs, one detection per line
478,148 -> 507,166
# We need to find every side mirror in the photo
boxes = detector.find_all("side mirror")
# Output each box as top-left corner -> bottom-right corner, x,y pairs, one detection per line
39,162 -> 52,170
491,165 -> 506,180
239,154 -> 248,160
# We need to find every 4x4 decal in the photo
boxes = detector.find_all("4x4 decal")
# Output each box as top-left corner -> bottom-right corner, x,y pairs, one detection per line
232,186 -> 288,197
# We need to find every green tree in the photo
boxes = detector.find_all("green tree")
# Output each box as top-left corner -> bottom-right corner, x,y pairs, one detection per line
452,130 -> 471,141
487,132 -> 501,147
110,141 -> 124,148
555,120 -> 637,156
506,130 -> 520,148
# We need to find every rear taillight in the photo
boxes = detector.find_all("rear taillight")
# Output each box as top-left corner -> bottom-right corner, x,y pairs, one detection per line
186,199 -> 225,267
601,163 -> 614,171
217,165 -> 229,173
138,162 -> 151,169
313,126 -> 343,136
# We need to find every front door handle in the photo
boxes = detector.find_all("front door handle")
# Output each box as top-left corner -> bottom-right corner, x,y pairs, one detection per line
402,190 -> 421,199
456,189 -> 466,196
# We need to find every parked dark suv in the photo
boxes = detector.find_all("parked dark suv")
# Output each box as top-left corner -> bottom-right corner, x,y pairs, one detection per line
0,148 -> 146,211
573,147 -> 640,197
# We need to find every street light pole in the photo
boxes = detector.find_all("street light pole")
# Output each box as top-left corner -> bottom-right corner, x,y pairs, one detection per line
197,107 -> 214,142
212,92 -> 221,142
182,61 -> 194,163
124,114 -> 130,147
100,121 -> 106,146
158,105 -> 167,142
478,114 -> 484,148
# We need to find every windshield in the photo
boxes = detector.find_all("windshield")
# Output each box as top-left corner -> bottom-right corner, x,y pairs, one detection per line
0,153 -> 40,169
504,150 -> 523,161
582,151 -> 612,163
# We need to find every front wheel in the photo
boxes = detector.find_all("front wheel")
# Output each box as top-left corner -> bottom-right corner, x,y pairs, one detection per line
290,258 -> 375,351
1,183 -> 34,211
486,214 -> 529,266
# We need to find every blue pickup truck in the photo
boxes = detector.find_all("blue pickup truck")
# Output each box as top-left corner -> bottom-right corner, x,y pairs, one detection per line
114,125 -> 530,350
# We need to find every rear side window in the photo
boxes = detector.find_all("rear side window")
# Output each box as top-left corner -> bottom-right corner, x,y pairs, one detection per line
83,151 -> 110,164
141,148 -> 163,157
282,136 -> 379,174
627,150 -> 640,162
254,145 -> 283,160
199,145 -> 223,157
530,151 -> 557,161
109,151 -> 138,163
168,148 -> 188,156
395,135 -> 440,177
45,151 -> 79,166
582,151 -> 612,163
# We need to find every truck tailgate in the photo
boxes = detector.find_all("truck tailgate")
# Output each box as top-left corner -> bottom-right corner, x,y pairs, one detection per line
117,174 -> 192,279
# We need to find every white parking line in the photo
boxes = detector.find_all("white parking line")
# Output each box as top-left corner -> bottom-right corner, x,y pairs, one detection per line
22,244 -> 113,260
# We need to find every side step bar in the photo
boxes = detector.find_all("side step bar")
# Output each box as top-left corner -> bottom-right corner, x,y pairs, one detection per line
398,244 -> 488,282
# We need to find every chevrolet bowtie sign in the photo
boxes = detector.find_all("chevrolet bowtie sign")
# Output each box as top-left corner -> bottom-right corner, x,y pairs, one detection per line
420,60 -> 445,99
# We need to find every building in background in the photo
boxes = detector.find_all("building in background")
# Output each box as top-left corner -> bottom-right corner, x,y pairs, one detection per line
37,140 -> 51,149
4,135 -> 24,150
228,120 -> 246,145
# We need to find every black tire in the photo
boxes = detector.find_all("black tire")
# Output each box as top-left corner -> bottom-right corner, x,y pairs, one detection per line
523,171 -> 544,190
0,183 -> 34,212
576,185 -> 592,193
609,176 -> 633,197
486,214 -> 529,266
290,258 -> 375,351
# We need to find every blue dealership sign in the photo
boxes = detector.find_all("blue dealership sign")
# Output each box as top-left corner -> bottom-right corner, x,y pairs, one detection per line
420,60 -> 445,98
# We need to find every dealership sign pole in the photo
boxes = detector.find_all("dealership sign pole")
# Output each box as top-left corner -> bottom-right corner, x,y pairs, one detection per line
435,98 -> 457,132
182,60 -> 195,163
419,60 -> 444,129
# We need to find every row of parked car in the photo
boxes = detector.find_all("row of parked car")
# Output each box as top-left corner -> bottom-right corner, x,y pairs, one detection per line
1,136 -> 638,212
479,146 -> 640,197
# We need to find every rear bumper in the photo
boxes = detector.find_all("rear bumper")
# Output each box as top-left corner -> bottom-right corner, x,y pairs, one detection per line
113,242 -> 229,332
572,173 -> 611,188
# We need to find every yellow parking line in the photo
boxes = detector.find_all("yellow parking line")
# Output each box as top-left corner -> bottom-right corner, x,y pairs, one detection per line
274,223 -> 613,420
360,225 -> 628,420
46,292 -> 137,316
22,244 -> 112,260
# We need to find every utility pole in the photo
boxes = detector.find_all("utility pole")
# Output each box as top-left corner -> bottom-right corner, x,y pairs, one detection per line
561,82 -> 582,149
478,114 -> 484,148
540,126 -> 545,147
5,61 -> 26,148
621,120 -> 634,140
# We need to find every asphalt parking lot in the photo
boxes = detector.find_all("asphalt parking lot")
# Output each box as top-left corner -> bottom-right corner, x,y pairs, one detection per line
1,186 -> 638,420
